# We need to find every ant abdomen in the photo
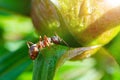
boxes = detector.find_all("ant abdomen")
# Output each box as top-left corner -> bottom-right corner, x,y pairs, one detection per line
27,43 -> 39,60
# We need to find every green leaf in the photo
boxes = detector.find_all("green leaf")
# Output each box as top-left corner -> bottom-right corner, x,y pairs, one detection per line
93,47 -> 120,80
33,45 -> 100,80
0,0 -> 31,15
105,32 -> 120,65
0,44 -> 32,80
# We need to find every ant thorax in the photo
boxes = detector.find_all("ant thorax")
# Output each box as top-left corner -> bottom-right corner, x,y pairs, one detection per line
37,36 -> 58,49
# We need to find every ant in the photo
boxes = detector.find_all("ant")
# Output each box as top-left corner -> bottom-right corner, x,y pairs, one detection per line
27,34 -> 68,60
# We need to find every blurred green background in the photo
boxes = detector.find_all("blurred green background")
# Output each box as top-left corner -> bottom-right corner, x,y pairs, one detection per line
0,0 -> 120,80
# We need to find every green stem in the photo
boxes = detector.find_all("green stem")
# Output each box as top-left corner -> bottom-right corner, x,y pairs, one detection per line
33,45 -> 100,80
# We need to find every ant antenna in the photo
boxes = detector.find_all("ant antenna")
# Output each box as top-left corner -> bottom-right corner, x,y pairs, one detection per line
54,32 -> 69,47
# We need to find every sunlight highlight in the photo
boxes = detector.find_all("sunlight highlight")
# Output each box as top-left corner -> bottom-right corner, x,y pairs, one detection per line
105,0 -> 120,8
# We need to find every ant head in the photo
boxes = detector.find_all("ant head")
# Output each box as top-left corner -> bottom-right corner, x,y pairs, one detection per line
51,36 -> 61,44
27,42 -> 39,60
52,33 -> 69,46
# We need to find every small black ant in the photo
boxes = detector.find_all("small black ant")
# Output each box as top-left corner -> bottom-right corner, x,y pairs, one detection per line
27,34 -> 68,60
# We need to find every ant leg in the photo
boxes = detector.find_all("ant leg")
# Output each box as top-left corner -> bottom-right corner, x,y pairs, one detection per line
39,36 -> 43,41
27,41 -> 34,48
